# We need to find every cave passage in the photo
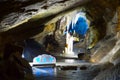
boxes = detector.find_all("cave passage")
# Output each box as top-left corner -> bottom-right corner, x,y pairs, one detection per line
22,11 -> 92,80
22,11 -> 90,62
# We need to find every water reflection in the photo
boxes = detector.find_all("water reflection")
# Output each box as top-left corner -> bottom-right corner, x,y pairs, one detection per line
32,67 -> 56,77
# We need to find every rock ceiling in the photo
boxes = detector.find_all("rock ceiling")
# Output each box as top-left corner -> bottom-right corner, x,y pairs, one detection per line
0,0 -> 90,32
0,0 -> 91,43
0,0 -> 119,38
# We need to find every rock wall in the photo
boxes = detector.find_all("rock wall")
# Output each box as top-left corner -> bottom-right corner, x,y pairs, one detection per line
0,44 -> 34,80
90,6 -> 120,63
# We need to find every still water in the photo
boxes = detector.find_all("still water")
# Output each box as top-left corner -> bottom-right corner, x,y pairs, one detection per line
33,67 -> 56,80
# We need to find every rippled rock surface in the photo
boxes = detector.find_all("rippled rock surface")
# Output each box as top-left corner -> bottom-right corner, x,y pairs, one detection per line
93,63 -> 120,80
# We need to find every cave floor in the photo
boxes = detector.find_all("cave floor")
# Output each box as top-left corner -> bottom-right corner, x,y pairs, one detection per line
32,58 -> 98,80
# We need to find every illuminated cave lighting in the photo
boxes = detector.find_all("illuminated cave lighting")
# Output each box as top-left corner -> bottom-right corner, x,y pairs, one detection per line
33,54 -> 56,64
65,59 -> 75,63
65,12 -> 89,55
73,12 -> 89,36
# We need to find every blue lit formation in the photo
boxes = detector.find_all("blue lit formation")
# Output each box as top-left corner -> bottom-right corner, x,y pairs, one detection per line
68,12 -> 89,37
33,54 -> 56,64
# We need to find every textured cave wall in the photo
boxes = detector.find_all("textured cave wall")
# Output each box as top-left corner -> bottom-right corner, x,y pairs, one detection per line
85,0 -> 119,39
89,4 -> 120,63
99,10 -> 120,63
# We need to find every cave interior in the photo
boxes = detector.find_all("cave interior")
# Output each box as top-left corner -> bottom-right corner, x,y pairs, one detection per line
0,0 -> 120,80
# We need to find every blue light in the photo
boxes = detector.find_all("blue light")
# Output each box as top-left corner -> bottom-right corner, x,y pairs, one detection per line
74,16 -> 88,36
35,57 -> 41,63
32,67 -> 55,77
68,12 -> 89,37
33,54 -> 56,64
